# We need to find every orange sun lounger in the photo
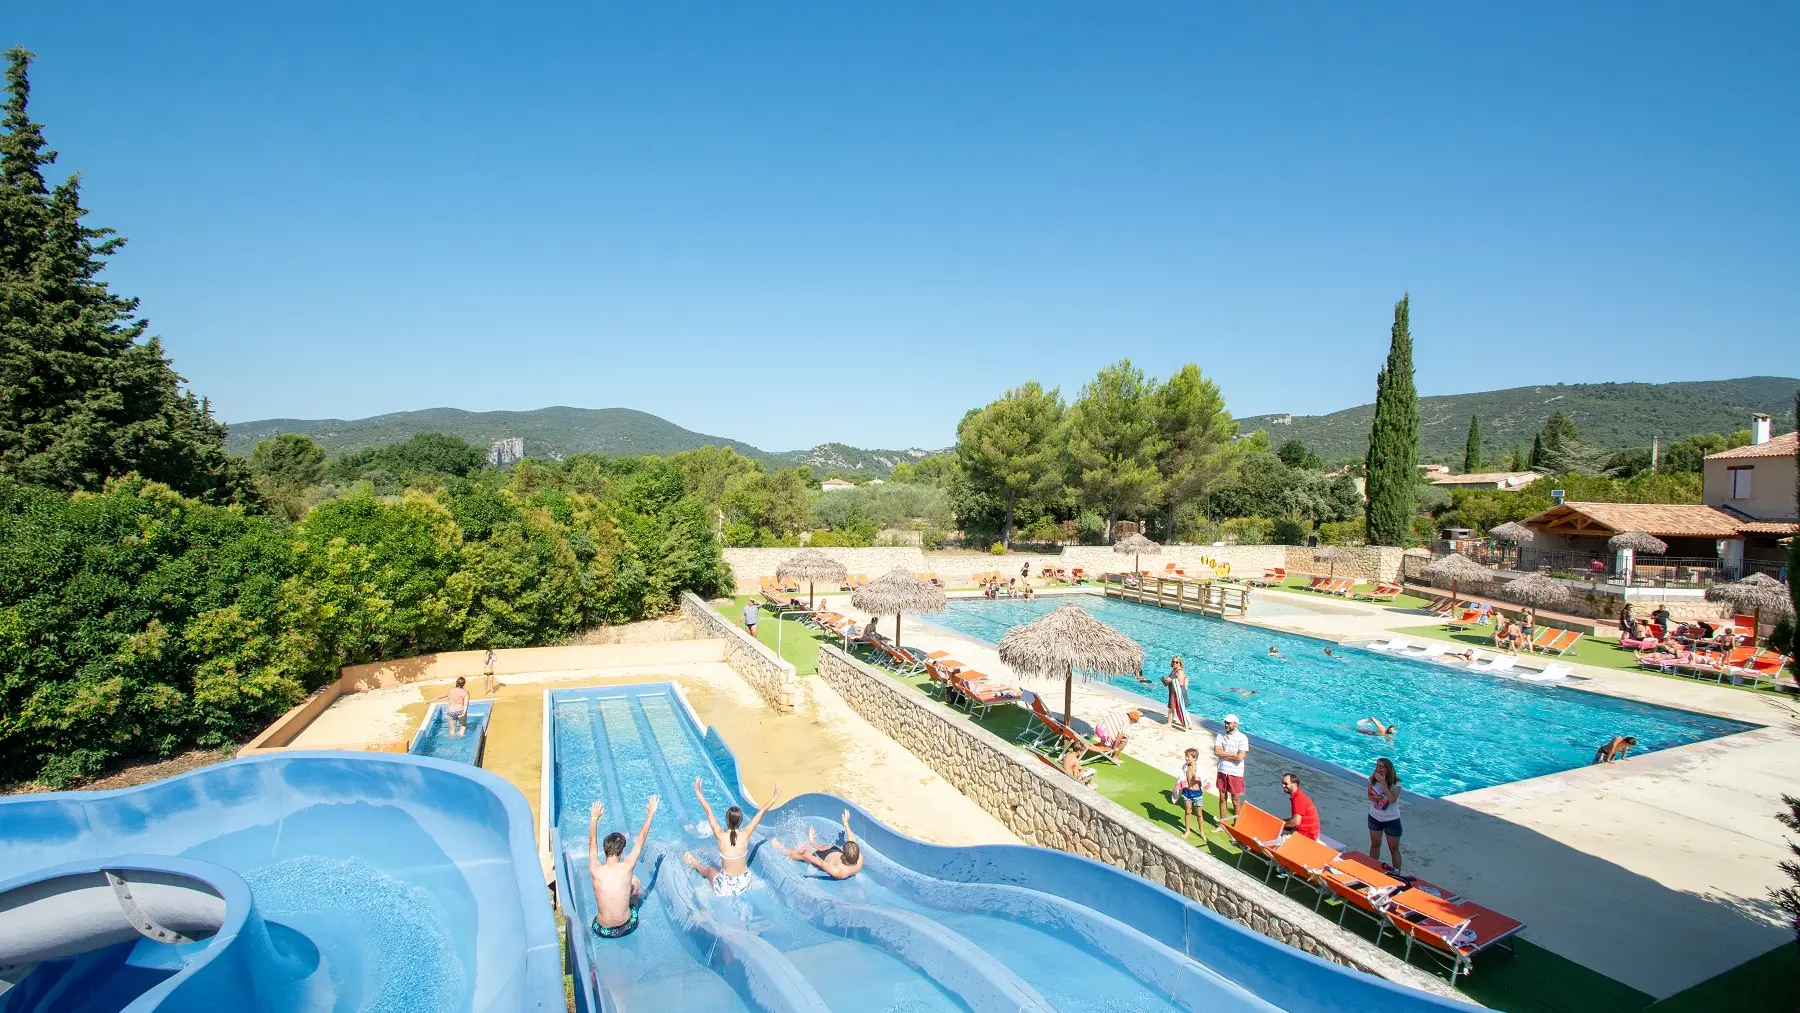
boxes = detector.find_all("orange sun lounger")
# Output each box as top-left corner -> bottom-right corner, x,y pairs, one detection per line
1267,834 -> 1342,906
1220,804 -> 1288,879
1384,888 -> 1525,979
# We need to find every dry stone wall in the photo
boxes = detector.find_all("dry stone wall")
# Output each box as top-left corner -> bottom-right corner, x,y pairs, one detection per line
725,545 -> 1292,590
1283,545 -> 1410,582
680,592 -> 798,712
814,645 -> 1463,999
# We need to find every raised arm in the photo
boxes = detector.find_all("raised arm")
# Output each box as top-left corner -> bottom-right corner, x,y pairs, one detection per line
625,796 -> 659,866
587,801 -> 604,876
742,783 -> 782,837
693,777 -> 722,834
840,809 -> 856,844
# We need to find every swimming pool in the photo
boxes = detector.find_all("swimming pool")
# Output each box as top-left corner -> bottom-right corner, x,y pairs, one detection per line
924,597 -> 1757,796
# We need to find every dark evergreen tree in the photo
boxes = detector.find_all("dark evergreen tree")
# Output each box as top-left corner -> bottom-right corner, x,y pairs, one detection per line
1529,433 -> 1545,469
1463,415 -> 1482,473
1788,391 -> 1798,658
0,48 -> 248,503
1363,295 -> 1418,545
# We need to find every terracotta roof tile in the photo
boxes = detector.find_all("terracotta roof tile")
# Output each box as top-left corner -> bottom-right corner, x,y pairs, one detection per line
1708,432 -> 1798,460
1523,502 -> 1743,538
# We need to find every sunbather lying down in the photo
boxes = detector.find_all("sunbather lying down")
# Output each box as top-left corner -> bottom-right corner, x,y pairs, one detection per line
772,809 -> 864,880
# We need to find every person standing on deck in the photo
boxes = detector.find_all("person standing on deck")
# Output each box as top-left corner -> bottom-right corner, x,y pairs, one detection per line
482,649 -> 497,696
1213,715 -> 1250,822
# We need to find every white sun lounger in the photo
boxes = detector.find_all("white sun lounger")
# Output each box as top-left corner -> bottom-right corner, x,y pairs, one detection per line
1368,639 -> 1411,653
1471,655 -> 1516,673
1412,643 -> 1449,660
1515,664 -> 1571,683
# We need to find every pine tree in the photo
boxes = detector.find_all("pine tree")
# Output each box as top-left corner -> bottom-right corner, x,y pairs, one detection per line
1363,295 -> 1419,546
1529,434 -> 1545,469
1463,415 -> 1482,473
0,48 -> 248,502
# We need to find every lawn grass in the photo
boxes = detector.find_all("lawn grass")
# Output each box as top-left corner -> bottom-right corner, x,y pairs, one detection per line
714,596 -> 833,675
1646,941 -> 1797,1011
864,654 -> 1710,1013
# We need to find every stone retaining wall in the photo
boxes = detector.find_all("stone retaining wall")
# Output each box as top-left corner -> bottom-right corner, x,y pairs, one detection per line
681,592 -> 799,712
814,645 -> 1464,1000
1283,545 -> 1412,582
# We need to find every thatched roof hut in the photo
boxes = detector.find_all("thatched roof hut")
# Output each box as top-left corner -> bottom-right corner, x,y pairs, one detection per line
1113,532 -> 1161,575
851,569 -> 946,646
998,603 -> 1144,724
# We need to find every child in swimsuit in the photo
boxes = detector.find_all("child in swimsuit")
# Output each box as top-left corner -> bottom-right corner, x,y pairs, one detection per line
685,777 -> 781,897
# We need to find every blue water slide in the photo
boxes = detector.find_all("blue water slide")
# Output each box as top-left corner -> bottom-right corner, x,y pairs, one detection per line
0,752 -> 561,1013
549,683 -> 1475,1013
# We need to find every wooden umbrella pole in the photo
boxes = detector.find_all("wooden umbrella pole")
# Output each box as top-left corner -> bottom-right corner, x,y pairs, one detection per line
1063,661 -> 1074,726
895,612 -> 902,648
809,581 -> 815,608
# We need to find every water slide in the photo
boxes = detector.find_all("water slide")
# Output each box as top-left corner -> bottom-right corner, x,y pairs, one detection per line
0,753 -> 560,1013
548,683 -> 1473,1013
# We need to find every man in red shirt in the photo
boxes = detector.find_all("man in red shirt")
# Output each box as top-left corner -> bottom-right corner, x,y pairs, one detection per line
1281,772 -> 1321,840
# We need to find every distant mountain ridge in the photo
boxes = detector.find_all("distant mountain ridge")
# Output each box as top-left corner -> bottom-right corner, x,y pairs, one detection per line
224,406 -> 937,474
1237,375 -> 1798,463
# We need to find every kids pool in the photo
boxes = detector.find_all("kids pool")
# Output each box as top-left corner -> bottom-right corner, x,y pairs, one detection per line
924,596 -> 1756,796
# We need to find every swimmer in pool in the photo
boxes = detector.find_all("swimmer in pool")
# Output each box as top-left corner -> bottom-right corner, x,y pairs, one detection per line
685,777 -> 781,897
1226,687 -> 1260,697
436,677 -> 471,737
1323,647 -> 1335,658
1356,717 -> 1398,740
1268,646 -> 1282,658
772,809 -> 864,880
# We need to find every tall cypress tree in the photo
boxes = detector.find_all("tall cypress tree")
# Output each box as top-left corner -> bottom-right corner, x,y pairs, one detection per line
1463,415 -> 1482,473
0,48 -> 247,502
1788,390 -> 1798,656
1529,434 -> 1545,469
1363,295 -> 1419,545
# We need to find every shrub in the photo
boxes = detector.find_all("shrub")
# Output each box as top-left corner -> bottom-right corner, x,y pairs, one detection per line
1021,516 -> 1062,543
1770,616 -> 1795,656
990,541 -> 1007,555
1076,512 -> 1107,545
1219,517 -> 1273,545
1319,519 -> 1365,546
1271,518 -> 1308,545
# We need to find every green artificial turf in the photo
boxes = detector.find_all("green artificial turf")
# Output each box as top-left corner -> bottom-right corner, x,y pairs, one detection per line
715,596 -> 832,675
859,654 -> 1785,1012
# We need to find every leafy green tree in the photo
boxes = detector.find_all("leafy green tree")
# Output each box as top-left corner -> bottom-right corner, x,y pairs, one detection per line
1276,439 -> 1323,472
326,432 -> 485,485
249,434 -> 326,521
1463,415 -> 1482,473
1661,430 -> 1751,474
1066,359 -> 1164,542
1364,295 -> 1419,545
0,49 -> 248,504
1154,365 -> 1236,542
954,381 -> 1064,547
671,445 -> 761,513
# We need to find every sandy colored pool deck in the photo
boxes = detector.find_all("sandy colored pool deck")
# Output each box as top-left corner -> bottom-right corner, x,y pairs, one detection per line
859,585 -> 1800,1000
292,659 -> 1021,857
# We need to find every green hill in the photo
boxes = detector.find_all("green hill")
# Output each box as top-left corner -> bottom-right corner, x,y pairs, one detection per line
1238,376 -> 1798,464
224,406 -> 935,474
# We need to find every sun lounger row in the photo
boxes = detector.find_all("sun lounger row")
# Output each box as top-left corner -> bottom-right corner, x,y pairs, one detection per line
1354,582 -> 1402,602
912,572 -> 943,587
920,653 -> 1023,717
1247,567 -> 1286,587
1222,804 -> 1523,979
1639,646 -> 1791,688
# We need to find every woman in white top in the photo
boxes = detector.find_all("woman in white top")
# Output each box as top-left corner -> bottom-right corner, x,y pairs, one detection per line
1366,757 -> 1403,871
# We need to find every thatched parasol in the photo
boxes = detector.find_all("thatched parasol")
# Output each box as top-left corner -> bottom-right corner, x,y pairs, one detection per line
1495,571 -> 1576,613
998,603 -> 1145,726
1314,545 -> 1354,579
1112,532 -> 1161,577
777,549 -> 849,608
1422,552 -> 1493,602
851,569 -> 945,648
1489,522 -> 1535,545
1608,531 -> 1668,555
1706,572 -> 1794,636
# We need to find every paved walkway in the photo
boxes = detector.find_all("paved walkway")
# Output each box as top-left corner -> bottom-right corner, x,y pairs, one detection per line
834,585 -> 1800,999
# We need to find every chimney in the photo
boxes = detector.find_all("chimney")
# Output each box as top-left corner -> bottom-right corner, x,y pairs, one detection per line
1751,413 -> 1772,446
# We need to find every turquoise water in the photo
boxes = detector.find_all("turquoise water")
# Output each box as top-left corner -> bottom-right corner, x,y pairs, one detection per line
925,597 -> 1757,796
411,700 -> 491,765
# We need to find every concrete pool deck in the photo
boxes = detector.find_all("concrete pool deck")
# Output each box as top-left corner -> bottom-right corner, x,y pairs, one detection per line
866,586 -> 1800,1000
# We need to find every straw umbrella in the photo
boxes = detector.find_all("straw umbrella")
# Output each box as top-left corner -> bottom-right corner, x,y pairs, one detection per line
1422,552 -> 1493,604
1113,532 -> 1161,577
1607,531 -> 1667,587
1314,545 -> 1354,580
1706,572 -> 1794,641
998,603 -> 1145,725
776,549 -> 848,608
851,569 -> 945,649
1488,520 -> 1535,570
1495,572 -> 1577,619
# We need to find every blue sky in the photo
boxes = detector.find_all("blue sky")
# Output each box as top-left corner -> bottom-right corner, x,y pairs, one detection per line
12,2 -> 1797,451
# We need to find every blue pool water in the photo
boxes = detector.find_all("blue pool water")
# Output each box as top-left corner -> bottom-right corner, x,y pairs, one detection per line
410,699 -> 492,765
925,597 -> 1757,796
549,683 -> 1467,1013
